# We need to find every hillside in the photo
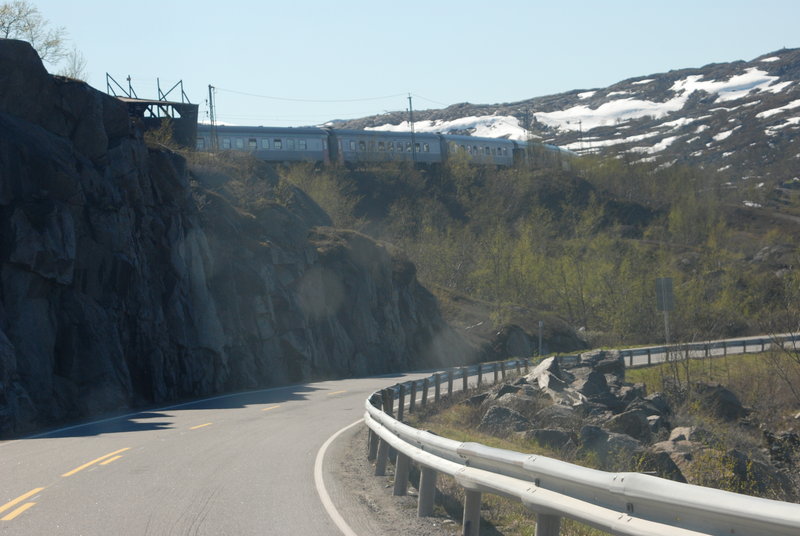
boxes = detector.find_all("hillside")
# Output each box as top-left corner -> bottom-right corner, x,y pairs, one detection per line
0,39 -> 473,438
334,48 -> 800,187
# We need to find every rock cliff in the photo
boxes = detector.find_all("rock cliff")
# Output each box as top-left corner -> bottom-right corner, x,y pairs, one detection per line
0,39 -> 471,437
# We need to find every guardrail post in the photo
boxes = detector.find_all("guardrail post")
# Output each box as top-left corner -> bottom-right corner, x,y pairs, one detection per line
382,389 -> 394,418
500,361 -> 506,379
628,351 -> 633,367
434,373 -> 441,403
743,340 -> 747,353
723,340 -> 727,357
447,370 -> 454,396
463,490 -> 481,536
462,367 -> 468,391
524,358 -> 529,373
761,338 -> 765,352
375,437 -> 389,476
647,348 -> 652,365
422,378 -> 429,407
493,363 -> 499,383
393,452 -> 410,496
477,364 -> 482,387
535,514 -> 561,536
397,384 -> 405,422
515,360 -> 521,375
409,381 -> 417,414
417,466 -> 437,517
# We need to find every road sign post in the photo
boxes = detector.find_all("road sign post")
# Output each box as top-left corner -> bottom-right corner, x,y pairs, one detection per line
656,277 -> 675,361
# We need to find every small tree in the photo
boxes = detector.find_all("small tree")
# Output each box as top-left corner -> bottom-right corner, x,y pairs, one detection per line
58,45 -> 87,80
0,0 -> 66,64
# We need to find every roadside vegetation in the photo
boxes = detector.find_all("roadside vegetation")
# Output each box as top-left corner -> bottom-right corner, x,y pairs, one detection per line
276,149 -> 800,353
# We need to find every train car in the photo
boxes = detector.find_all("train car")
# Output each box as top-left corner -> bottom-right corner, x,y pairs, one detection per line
328,129 -> 443,166
441,134 -> 515,167
196,124 -> 331,163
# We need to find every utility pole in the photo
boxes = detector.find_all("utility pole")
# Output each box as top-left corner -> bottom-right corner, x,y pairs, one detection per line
408,93 -> 416,163
208,84 -> 218,151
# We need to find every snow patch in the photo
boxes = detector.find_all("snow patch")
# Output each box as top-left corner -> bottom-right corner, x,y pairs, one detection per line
765,117 -> 800,135
632,79 -> 654,85
760,56 -> 780,63
756,98 -> 800,119
367,115 -> 530,140
713,127 -> 739,142
671,68 -> 789,102
577,91 -> 596,100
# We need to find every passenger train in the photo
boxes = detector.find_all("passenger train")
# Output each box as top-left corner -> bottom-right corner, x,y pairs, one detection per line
195,124 -> 552,167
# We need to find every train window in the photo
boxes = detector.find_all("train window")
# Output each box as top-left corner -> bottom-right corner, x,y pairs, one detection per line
460,144 -> 466,152
248,138 -> 257,150
349,140 -> 356,152
261,139 -> 269,149
388,142 -> 394,152
287,139 -> 295,150
406,142 -> 412,152
378,141 -> 385,151
486,146 -> 491,155
234,138 -> 244,149
274,139 -> 282,149
222,138 -> 231,149
423,143 -> 430,152
298,139 -> 307,150
359,141 -> 366,151
196,138 -> 205,150
473,146 -> 478,154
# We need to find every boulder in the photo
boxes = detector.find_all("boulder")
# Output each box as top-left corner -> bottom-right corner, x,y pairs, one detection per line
579,425 -> 643,464
605,409 -> 652,443
478,406 -> 531,436
522,428 -> 577,450
532,404 -> 581,430
691,382 -> 749,421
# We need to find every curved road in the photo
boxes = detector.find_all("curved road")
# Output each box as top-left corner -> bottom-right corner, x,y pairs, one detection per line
0,373 -> 430,535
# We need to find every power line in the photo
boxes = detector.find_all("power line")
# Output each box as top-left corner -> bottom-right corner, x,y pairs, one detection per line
412,93 -> 449,107
215,87 -> 407,103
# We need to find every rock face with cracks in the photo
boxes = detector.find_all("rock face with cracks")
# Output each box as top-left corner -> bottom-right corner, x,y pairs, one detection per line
0,39 -> 472,437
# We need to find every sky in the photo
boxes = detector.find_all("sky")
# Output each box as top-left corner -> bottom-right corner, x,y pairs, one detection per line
28,0 -> 800,127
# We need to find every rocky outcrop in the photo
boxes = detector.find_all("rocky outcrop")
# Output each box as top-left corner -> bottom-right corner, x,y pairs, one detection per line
464,351 -> 797,499
0,40 -> 473,437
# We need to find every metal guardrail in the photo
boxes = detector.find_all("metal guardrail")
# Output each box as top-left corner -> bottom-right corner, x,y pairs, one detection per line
619,332 -> 800,368
363,337 -> 800,536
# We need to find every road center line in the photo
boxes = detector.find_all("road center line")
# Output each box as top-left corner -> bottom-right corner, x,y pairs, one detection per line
99,455 -> 123,466
0,488 -> 44,516
327,390 -> 347,396
1,502 -> 36,521
62,448 -> 130,477
189,423 -> 213,430
261,405 -> 281,412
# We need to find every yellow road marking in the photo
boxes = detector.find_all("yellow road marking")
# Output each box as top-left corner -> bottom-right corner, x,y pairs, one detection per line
190,423 -> 213,430
99,455 -> 123,466
62,448 -> 130,477
0,488 -> 44,516
261,405 -> 281,412
1,502 -> 36,521
327,390 -> 347,396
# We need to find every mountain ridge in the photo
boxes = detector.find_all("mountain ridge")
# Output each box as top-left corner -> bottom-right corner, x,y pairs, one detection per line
334,48 -> 800,184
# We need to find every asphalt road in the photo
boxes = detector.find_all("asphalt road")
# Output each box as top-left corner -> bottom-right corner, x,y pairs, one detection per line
0,372 -> 433,535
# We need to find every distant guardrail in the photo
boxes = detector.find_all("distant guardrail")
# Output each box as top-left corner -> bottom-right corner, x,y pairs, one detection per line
363,334 -> 800,536
617,332 -> 799,368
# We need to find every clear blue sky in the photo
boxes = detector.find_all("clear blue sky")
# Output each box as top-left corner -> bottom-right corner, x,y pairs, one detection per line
31,0 -> 800,127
